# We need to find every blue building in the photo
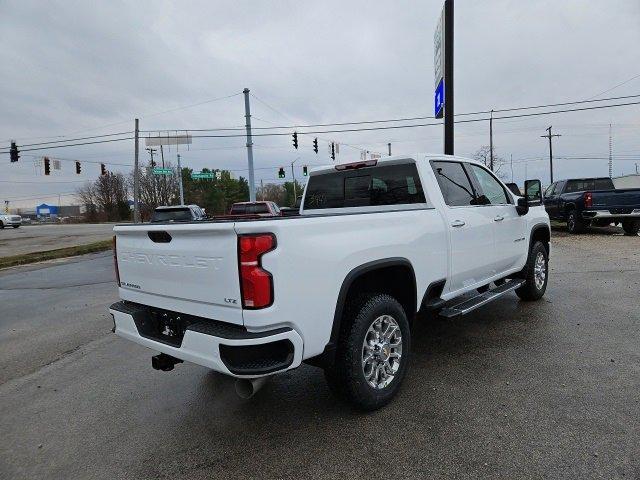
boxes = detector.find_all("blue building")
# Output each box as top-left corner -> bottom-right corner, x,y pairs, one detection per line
36,203 -> 59,217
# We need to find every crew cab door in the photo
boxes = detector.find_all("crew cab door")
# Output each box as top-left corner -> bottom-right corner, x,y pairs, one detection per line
431,161 -> 496,293
466,163 -> 527,274
544,181 -> 563,219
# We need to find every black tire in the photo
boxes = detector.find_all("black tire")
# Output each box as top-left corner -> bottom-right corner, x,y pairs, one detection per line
0,222 -> 4,229
622,220 -> 639,236
566,210 -> 585,234
324,293 -> 410,411
515,241 -> 549,301
12,225 -> 19,229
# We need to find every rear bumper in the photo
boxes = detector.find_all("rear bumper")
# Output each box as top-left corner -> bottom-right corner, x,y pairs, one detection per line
109,301 -> 303,378
582,209 -> 640,220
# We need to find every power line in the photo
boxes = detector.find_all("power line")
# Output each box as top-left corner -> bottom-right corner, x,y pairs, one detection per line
585,73 -> 640,101
0,136 -> 133,154
142,93 -> 640,133
14,131 -> 133,148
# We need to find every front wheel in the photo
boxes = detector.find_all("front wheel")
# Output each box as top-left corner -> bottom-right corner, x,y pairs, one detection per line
325,293 -> 410,411
622,220 -> 639,236
515,241 -> 549,301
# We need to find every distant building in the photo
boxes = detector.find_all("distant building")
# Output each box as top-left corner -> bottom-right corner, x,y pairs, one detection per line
612,174 -> 640,189
36,203 -> 58,217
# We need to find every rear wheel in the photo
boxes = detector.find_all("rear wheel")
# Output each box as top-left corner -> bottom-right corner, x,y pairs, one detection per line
12,225 -> 19,229
622,220 -> 639,236
0,222 -> 4,229
515,241 -> 549,301
324,293 -> 410,411
567,210 -> 585,234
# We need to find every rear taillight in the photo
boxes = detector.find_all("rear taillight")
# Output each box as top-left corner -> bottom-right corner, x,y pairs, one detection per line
238,234 -> 276,309
113,235 -> 120,286
584,191 -> 593,208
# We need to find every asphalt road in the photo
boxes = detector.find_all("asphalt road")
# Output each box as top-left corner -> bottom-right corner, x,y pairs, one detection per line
0,223 -> 117,257
0,232 -> 638,479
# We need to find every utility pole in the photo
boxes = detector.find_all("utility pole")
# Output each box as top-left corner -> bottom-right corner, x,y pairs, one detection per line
608,124 -> 613,178
243,88 -> 256,202
510,154 -> 513,182
541,126 -> 561,184
134,118 -> 140,223
177,154 -> 184,205
146,147 -> 157,166
489,109 -> 494,170
290,157 -> 299,203
160,144 -> 167,205
388,143 -> 392,156
443,0 -> 454,155
260,179 -> 264,200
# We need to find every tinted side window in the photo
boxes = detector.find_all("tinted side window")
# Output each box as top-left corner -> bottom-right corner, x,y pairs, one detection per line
231,204 -> 247,214
303,163 -> 426,210
431,161 -> 476,206
250,204 -> 270,214
468,164 -> 510,205
594,178 -> 614,190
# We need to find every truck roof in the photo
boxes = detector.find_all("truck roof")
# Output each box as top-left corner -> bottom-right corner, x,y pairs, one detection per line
308,153 -> 486,176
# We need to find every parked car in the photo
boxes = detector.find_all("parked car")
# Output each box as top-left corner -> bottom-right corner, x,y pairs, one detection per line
0,214 -> 22,228
150,205 -> 206,223
109,154 -> 550,410
229,201 -> 280,217
543,177 -> 640,235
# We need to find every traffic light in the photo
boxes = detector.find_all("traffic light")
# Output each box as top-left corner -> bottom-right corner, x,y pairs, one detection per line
9,142 -> 19,162
303,165 -> 308,176
75,161 -> 81,174
278,167 -> 285,179
331,142 -> 336,160
292,132 -> 298,150
100,163 -> 106,175
44,157 -> 51,175
313,138 -> 318,154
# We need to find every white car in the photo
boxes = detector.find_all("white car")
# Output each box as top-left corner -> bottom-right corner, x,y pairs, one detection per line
0,214 -> 22,228
109,154 -> 550,410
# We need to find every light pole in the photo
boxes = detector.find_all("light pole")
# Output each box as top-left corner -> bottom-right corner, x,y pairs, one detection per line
290,157 -> 299,204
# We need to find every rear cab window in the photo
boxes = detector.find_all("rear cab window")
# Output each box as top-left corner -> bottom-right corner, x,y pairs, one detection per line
302,162 -> 427,211
151,208 -> 193,223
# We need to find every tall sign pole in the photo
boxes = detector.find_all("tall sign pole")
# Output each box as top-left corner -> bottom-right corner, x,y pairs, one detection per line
177,154 -> 185,205
434,0 -> 454,155
134,118 -> 140,223
243,88 -> 256,202
444,0 -> 454,155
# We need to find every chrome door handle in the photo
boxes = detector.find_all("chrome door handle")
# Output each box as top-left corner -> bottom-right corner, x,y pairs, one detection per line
451,220 -> 466,227
494,215 -> 504,222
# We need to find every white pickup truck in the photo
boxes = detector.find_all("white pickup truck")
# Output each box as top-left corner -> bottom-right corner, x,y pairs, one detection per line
109,154 -> 550,410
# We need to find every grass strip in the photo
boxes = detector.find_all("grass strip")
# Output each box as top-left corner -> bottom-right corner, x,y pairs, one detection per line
0,239 -> 113,270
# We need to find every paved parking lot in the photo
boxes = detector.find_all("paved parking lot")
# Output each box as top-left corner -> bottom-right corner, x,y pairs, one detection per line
0,229 -> 638,479
0,223 -> 117,257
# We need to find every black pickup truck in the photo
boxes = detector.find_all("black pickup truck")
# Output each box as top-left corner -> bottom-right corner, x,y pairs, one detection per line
544,177 -> 640,235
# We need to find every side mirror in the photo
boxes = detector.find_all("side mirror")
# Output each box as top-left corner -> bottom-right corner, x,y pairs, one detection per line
516,179 -> 542,216
516,197 -> 529,216
525,179 -> 542,204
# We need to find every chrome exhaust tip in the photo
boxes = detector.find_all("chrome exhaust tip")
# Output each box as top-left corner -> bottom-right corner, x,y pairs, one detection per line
235,377 -> 269,399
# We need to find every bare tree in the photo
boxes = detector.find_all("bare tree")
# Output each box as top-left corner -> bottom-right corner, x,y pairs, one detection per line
76,181 -> 99,222
257,183 -> 286,205
94,172 -> 130,221
132,162 -> 180,220
472,145 -> 508,179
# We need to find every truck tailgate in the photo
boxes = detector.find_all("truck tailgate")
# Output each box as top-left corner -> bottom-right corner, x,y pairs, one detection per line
592,189 -> 640,208
114,222 -> 243,325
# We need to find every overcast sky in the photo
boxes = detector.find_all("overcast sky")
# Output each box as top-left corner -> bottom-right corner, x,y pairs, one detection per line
1,0 -> 639,208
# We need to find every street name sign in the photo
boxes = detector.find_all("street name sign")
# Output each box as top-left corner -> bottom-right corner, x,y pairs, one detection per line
152,168 -> 173,175
192,172 -> 215,179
